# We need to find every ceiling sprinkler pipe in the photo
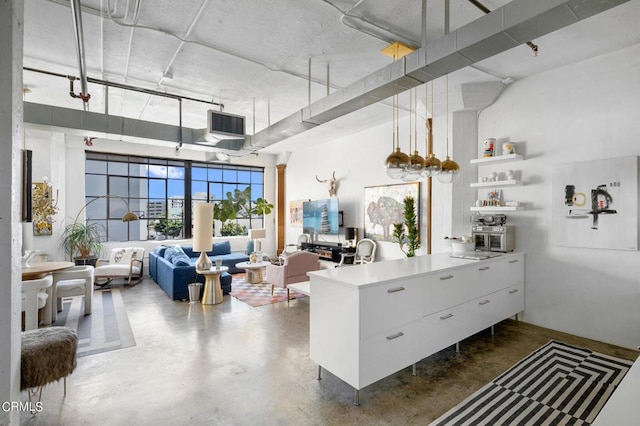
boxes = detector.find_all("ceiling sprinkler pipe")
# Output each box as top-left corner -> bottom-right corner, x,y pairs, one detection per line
70,0 -> 91,107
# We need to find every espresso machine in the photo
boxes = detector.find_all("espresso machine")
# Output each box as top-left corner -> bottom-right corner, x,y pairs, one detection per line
470,214 -> 516,252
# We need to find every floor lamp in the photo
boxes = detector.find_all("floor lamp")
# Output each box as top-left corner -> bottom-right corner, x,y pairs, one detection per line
193,202 -> 213,270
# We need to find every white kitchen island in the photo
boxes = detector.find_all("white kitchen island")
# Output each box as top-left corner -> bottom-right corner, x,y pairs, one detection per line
307,252 -> 525,405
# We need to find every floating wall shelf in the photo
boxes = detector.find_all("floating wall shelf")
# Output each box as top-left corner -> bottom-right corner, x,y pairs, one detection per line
470,179 -> 522,188
470,206 -> 524,212
470,154 -> 524,165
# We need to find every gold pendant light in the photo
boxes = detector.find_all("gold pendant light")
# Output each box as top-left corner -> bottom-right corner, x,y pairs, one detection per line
437,74 -> 460,183
423,81 -> 441,177
403,88 -> 425,181
385,93 -> 410,179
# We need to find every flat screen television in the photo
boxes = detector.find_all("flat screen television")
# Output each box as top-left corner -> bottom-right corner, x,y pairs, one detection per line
303,198 -> 339,235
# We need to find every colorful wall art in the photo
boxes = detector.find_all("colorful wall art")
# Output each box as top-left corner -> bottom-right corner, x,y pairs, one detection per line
364,182 -> 420,241
551,156 -> 639,250
289,199 -> 305,227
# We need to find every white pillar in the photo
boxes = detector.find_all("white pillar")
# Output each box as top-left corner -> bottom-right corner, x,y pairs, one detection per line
0,1 -> 24,424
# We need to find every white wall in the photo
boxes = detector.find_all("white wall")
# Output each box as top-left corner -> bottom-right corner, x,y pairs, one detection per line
477,42 -> 640,349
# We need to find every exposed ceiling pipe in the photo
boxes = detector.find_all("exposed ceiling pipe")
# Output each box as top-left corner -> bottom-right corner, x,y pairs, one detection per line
23,67 -> 224,109
70,0 -> 90,109
468,0 -> 538,55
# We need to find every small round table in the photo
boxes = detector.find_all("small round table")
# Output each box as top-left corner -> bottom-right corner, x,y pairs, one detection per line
235,261 -> 271,284
197,266 -> 229,305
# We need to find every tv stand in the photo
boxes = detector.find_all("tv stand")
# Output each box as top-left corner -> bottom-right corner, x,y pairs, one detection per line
302,242 -> 343,262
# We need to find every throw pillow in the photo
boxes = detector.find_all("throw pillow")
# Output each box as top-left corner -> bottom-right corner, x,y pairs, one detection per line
163,245 -> 186,263
171,252 -> 191,266
212,240 -> 231,256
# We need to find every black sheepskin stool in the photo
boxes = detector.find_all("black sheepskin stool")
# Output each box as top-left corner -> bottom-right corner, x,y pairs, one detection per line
21,327 -> 78,402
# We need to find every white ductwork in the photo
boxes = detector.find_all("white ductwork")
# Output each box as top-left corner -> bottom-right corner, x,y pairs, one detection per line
249,0 -> 631,149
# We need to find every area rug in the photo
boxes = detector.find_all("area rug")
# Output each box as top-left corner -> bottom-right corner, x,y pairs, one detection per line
230,275 -> 306,307
432,340 -> 633,426
53,288 -> 136,358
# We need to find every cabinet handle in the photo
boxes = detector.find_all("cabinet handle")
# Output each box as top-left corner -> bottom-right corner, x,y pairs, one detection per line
439,313 -> 454,320
509,259 -> 519,264
440,275 -> 454,280
479,266 -> 490,271
509,289 -> 519,294
387,286 -> 406,293
386,332 -> 404,340
479,300 -> 491,305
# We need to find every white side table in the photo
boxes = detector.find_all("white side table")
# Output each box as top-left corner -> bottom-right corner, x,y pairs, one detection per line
235,261 -> 271,284
197,266 -> 229,305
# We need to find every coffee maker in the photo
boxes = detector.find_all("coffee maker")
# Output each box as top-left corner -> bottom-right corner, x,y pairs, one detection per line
470,214 -> 515,252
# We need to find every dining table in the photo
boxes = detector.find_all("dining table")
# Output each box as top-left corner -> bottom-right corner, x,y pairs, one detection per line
22,261 -> 75,280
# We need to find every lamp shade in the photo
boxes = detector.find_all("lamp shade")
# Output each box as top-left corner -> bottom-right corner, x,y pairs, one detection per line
193,202 -> 213,252
249,228 -> 266,240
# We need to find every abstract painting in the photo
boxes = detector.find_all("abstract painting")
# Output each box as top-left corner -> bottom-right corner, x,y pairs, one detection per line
289,199 -> 305,227
551,156 -> 639,250
364,183 -> 420,241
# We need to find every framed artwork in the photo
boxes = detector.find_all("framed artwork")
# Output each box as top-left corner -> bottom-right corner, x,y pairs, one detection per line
551,156 -> 639,250
364,182 -> 420,241
32,182 -> 54,236
289,199 -> 305,227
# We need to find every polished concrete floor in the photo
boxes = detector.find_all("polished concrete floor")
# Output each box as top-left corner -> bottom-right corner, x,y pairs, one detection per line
21,277 -> 637,425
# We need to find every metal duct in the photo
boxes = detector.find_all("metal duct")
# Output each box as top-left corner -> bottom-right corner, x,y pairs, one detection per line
250,0 -> 631,149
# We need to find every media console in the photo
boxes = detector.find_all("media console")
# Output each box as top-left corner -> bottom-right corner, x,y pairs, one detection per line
301,242 -> 344,262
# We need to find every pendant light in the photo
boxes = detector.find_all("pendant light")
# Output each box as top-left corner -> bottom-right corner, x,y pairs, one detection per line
423,81 -> 441,177
403,88 -> 425,181
385,93 -> 409,179
437,75 -> 460,183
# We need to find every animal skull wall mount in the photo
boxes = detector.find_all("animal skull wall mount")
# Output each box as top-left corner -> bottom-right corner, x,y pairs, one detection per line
316,171 -> 338,197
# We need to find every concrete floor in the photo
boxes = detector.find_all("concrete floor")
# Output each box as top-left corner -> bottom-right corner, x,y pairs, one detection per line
21,277 -> 638,425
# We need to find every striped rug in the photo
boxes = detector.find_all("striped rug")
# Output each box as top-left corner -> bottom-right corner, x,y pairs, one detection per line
53,288 -> 136,357
432,340 -> 633,425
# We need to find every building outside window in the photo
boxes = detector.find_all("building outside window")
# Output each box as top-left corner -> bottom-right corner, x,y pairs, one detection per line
85,152 -> 265,242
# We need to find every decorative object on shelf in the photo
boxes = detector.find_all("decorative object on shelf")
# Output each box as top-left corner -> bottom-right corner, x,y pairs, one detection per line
483,138 -> 496,158
476,200 -> 483,207
506,170 -> 516,180
193,202 -> 214,270
483,189 -> 502,207
502,142 -> 516,155
32,177 -> 59,236
22,250 -> 38,268
437,75 -> 460,183
315,171 -> 338,197
364,182 -> 419,242
392,196 -> 420,257
490,172 -> 498,181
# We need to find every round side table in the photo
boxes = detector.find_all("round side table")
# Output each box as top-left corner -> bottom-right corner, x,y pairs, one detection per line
235,261 -> 271,284
197,266 -> 229,305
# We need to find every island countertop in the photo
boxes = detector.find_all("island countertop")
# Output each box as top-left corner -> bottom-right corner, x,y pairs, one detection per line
307,252 -> 524,289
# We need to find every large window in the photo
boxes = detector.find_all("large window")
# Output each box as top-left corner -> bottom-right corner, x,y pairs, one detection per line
85,152 -> 265,242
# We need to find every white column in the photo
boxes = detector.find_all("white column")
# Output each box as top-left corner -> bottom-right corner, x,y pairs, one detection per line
0,0 -> 25,424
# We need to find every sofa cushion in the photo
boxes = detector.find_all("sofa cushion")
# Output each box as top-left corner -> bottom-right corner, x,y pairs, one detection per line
164,245 -> 188,265
153,246 -> 168,258
212,240 -> 231,256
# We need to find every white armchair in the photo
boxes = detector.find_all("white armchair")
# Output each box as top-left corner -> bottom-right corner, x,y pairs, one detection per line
94,247 -> 145,286
22,275 -> 53,331
52,265 -> 94,321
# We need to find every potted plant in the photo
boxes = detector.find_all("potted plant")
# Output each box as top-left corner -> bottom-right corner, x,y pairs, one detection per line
61,221 -> 104,265
392,196 -> 420,257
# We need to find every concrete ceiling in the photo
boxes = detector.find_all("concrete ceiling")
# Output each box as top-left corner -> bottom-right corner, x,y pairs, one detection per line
22,0 -> 640,156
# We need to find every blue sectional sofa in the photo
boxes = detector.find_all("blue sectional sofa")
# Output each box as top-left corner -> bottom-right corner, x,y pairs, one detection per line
149,241 -> 249,300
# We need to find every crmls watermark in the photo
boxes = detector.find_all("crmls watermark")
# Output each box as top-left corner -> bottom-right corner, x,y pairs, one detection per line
2,401 -> 43,413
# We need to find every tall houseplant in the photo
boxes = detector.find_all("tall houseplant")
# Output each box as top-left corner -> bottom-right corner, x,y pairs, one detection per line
61,221 -> 104,263
393,196 -> 420,257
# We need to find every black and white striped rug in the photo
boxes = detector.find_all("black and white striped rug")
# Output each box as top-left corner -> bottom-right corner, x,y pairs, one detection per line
433,340 -> 633,425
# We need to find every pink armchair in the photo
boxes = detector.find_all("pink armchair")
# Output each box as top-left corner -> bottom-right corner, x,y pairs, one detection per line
265,251 -> 320,300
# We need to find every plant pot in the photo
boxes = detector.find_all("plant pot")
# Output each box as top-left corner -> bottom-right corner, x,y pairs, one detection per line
74,256 -> 98,267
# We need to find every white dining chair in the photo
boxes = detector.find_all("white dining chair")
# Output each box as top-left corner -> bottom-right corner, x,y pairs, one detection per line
21,275 -> 53,331
52,265 -> 94,322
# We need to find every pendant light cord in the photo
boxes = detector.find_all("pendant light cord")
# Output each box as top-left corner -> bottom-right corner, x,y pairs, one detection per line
445,74 -> 449,157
